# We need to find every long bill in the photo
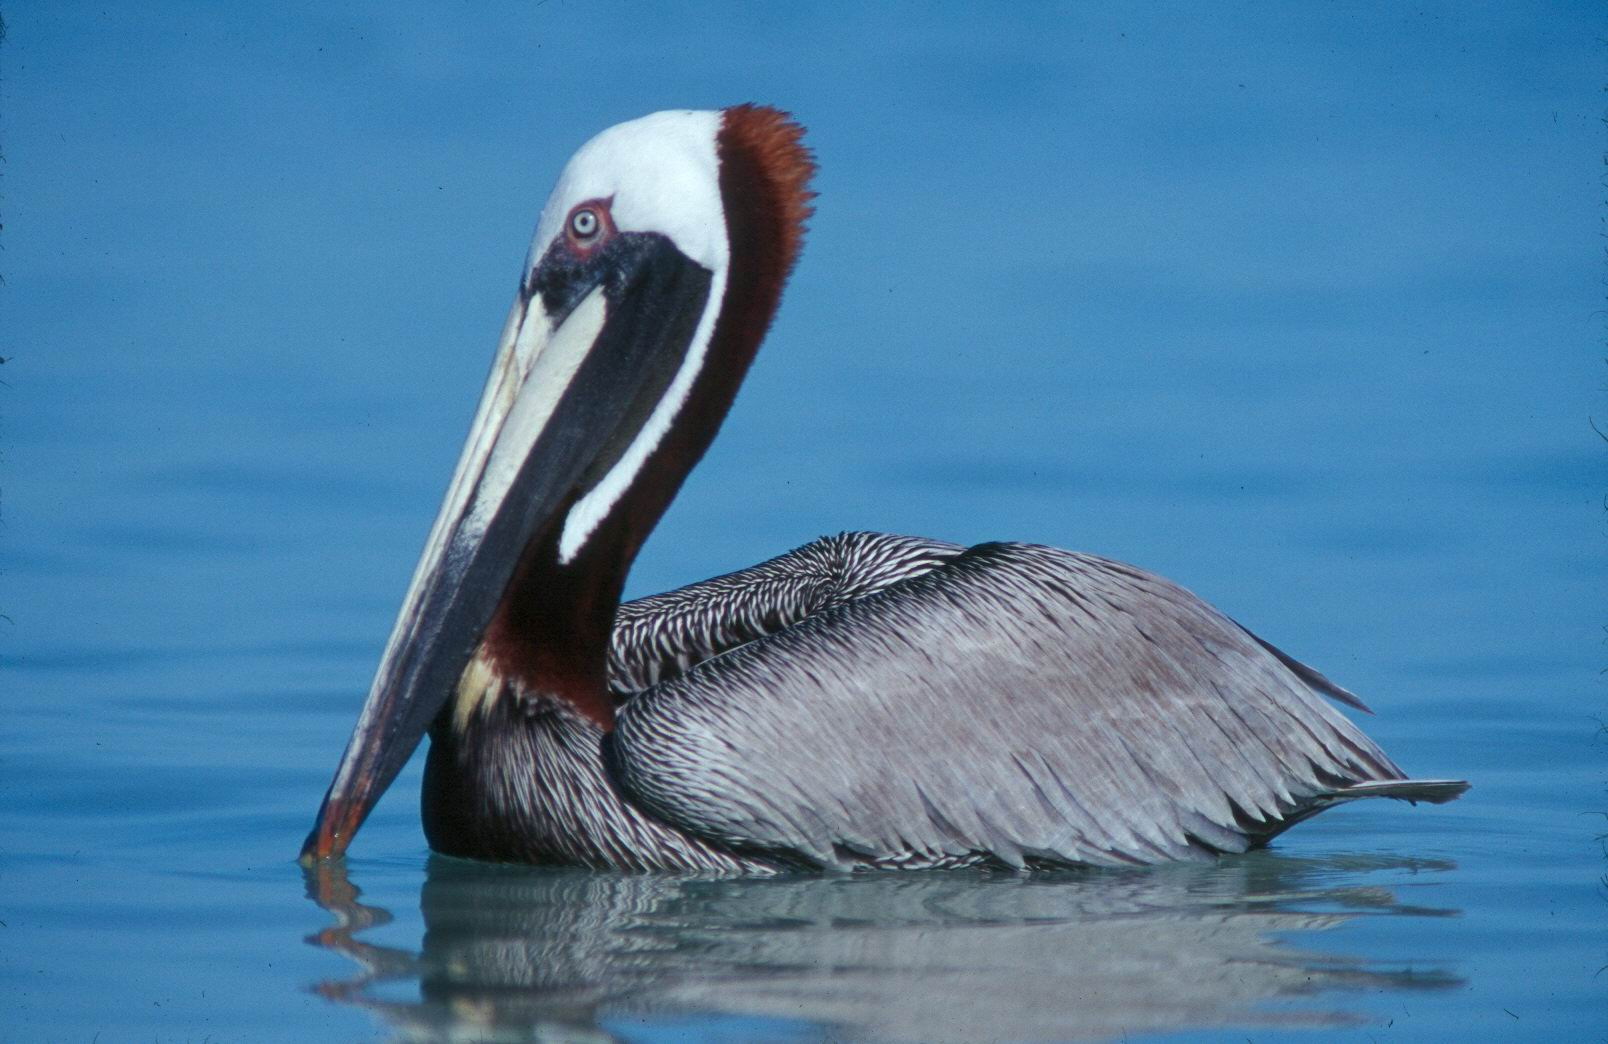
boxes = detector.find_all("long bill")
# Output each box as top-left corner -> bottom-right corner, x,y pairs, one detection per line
299,238 -> 717,863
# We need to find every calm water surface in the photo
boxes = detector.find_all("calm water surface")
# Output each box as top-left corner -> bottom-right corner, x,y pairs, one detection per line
4,4 -> 1604,1041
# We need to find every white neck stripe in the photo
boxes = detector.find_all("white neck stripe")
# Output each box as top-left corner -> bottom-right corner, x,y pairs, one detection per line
557,263 -> 729,563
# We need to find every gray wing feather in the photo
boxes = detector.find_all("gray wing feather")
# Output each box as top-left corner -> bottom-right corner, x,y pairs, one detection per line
609,532 -> 963,694
612,540 -> 1420,870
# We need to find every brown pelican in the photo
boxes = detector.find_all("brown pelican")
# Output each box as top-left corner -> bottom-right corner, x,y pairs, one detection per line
301,105 -> 1467,872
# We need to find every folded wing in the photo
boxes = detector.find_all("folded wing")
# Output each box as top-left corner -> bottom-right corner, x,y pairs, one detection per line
609,541 -> 1452,869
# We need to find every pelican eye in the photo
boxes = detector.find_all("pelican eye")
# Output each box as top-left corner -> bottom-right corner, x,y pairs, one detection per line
569,208 -> 601,240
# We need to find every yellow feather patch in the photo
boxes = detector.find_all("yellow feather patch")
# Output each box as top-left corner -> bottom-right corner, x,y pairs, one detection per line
453,649 -> 505,733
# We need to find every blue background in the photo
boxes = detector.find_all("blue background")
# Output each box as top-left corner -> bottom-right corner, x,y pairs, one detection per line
3,3 -> 1603,1040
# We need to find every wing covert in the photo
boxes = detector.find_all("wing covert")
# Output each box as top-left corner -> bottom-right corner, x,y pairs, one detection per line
609,531 -> 961,694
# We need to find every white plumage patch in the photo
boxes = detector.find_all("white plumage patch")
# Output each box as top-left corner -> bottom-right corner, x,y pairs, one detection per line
530,110 -> 730,273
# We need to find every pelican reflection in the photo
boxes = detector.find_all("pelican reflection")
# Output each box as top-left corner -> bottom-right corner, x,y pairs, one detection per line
305,854 -> 1461,1041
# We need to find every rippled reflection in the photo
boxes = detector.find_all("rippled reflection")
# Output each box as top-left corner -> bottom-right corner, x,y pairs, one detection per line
305,852 -> 1461,1042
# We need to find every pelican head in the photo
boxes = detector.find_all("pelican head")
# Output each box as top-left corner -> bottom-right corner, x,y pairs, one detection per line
301,106 -> 815,862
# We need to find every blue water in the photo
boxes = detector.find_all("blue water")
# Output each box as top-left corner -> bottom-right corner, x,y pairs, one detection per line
4,3 -> 1604,1040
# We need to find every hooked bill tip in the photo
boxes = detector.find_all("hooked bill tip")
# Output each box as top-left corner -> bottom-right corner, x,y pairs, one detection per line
297,825 -> 334,867
298,794 -> 360,865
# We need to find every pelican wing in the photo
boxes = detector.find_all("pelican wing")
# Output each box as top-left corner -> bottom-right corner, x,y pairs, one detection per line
609,532 -> 963,694
610,540 -> 1434,869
